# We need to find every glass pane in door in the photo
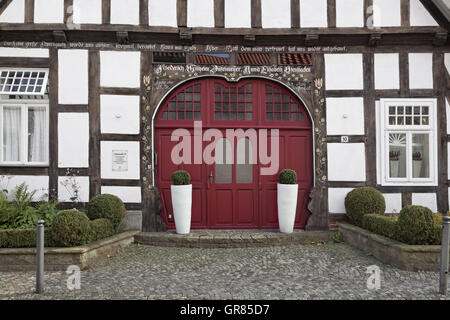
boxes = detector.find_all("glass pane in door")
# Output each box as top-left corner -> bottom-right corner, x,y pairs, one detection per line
236,138 -> 253,183
215,138 -> 232,183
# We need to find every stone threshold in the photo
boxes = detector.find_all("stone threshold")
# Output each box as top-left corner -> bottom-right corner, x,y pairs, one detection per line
337,222 -> 443,271
0,230 -> 140,272
134,229 -> 335,248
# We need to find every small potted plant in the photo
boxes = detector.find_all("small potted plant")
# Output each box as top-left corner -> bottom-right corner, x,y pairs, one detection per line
412,151 -> 422,177
389,150 -> 400,178
277,169 -> 298,234
170,170 -> 192,234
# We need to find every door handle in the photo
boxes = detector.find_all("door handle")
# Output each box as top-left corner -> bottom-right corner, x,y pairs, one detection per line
209,171 -> 213,184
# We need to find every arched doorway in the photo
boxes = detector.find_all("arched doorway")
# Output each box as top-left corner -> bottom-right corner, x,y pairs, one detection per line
154,77 -> 313,229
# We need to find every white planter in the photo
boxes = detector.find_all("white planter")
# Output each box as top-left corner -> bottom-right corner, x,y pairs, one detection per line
170,184 -> 192,234
413,160 -> 422,177
390,160 -> 399,178
277,183 -> 298,234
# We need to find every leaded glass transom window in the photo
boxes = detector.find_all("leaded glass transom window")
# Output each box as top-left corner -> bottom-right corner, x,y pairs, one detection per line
214,83 -> 253,120
265,85 -> 305,121
161,84 -> 201,120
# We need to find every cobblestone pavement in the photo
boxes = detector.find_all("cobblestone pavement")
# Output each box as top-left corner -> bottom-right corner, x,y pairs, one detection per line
0,242 -> 448,300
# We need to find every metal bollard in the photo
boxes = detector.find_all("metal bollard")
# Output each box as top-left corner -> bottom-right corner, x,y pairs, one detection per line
36,220 -> 44,294
439,216 -> 450,295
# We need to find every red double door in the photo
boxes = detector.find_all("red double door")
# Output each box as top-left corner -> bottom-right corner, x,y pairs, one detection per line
155,78 -> 313,229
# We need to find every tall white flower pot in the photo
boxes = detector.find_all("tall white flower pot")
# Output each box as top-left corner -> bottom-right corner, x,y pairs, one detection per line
277,184 -> 299,234
171,184 -> 192,234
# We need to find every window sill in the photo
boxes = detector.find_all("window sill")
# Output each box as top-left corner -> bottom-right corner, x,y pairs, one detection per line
0,163 -> 49,167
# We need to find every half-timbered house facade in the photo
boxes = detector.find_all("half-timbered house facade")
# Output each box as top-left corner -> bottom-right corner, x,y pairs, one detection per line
0,0 -> 449,231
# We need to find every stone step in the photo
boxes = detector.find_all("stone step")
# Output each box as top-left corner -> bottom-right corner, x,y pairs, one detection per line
134,230 -> 335,248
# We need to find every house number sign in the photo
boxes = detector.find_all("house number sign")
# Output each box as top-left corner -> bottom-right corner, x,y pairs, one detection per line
112,150 -> 128,172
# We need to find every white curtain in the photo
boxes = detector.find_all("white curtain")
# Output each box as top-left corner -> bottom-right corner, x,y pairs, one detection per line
3,106 -> 21,161
28,107 -> 47,163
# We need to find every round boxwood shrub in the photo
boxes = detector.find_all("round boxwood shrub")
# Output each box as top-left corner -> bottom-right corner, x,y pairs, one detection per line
345,187 -> 385,226
89,218 -> 115,242
171,170 -> 191,185
278,169 -> 297,184
87,194 -> 125,232
52,209 -> 91,247
396,205 -> 435,245
88,194 -> 126,232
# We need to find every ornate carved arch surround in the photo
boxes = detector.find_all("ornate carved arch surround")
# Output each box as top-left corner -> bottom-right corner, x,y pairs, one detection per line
140,55 -> 328,231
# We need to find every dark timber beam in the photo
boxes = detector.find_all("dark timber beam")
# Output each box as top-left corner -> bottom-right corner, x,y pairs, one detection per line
0,0 -> 13,16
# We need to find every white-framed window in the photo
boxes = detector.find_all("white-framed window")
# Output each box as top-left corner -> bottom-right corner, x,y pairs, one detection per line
0,101 -> 49,166
378,98 -> 437,186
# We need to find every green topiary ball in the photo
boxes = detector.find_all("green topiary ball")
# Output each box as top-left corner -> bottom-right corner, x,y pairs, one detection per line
52,209 -> 91,247
396,205 -> 435,245
171,170 -> 191,185
87,194 -> 126,233
89,218 -> 115,242
278,169 -> 297,184
345,187 -> 385,226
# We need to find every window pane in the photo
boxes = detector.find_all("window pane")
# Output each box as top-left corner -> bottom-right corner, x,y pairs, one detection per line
412,134 -> 430,178
28,107 -> 47,163
3,106 -> 21,161
215,138 -> 232,183
389,133 -> 406,178
236,138 -> 253,183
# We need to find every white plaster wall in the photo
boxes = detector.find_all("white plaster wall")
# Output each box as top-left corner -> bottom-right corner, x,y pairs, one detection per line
412,193 -> 438,212
225,0 -> 251,28
100,51 -> 141,88
383,193 -> 402,214
101,186 -> 142,203
58,113 -> 89,168
3,176 -> 49,201
110,0 -> 139,25
336,0 -> 364,28
149,0 -> 177,27
408,53 -> 433,89
0,0 -> 25,23
100,95 -> 140,134
324,54 -> 363,90
73,0 -> 102,24
410,0 -> 439,26
372,0 -> 401,27
328,188 -> 353,214
0,47 -> 49,57
58,176 -> 89,202
300,0 -> 327,28
261,0 -> 290,28
187,0 -> 214,28
58,49 -> 89,105
326,97 -> 364,135
374,53 -> 400,90
101,141 -> 140,180
327,143 -> 366,181
34,0 -> 64,23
